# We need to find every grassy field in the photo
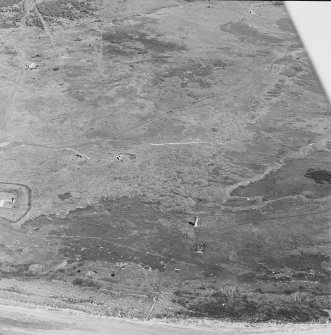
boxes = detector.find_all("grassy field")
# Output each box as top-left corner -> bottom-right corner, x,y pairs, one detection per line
0,0 -> 330,325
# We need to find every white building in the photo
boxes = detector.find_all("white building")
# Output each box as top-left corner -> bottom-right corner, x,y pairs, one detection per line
0,192 -> 17,208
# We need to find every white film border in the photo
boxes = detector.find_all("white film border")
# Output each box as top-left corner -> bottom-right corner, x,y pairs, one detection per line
286,2 -> 331,102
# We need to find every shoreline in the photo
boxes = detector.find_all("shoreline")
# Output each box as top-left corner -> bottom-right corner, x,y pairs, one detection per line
0,299 -> 330,335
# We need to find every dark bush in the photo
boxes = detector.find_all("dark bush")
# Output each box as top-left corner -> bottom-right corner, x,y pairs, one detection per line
72,277 -> 101,288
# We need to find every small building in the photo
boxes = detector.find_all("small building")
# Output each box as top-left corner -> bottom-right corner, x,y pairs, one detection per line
0,192 -> 17,208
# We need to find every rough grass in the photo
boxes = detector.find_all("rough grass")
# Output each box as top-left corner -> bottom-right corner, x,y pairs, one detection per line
172,287 -> 330,323
0,0 -> 20,9
36,0 -> 94,20
72,277 -> 101,289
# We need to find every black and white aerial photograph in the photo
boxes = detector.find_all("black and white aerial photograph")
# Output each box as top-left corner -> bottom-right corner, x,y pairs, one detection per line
0,1 -> 330,334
